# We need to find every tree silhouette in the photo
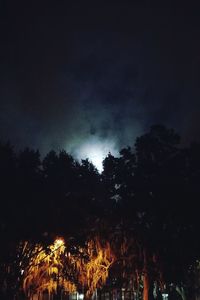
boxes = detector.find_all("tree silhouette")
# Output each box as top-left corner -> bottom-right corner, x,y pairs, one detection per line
0,125 -> 200,300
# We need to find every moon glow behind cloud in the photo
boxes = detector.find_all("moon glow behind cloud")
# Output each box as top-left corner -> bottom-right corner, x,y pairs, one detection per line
72,137 -> 118,172
0,2 -> 200,156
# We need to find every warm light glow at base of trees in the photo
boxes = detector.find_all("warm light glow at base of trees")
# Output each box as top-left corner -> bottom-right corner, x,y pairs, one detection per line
22,237 -> 115,299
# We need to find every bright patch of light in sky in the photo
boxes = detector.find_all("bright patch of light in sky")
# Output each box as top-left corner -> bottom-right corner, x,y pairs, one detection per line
73,137 -> 118,172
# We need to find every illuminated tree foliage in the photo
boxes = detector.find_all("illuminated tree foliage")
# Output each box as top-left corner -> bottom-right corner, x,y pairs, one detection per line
23,239 -> 76,297
77,238 -> 115,298
21,237 -> 115,299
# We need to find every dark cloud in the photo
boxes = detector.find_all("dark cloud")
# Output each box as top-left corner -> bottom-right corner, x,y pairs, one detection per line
0,1 -> 200,160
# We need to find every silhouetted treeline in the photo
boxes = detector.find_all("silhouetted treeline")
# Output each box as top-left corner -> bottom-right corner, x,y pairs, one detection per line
0,125 -> 200,293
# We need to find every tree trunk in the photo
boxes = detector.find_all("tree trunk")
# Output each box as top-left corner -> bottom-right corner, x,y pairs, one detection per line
143,249 -> 149,300
143,273 -> 149,300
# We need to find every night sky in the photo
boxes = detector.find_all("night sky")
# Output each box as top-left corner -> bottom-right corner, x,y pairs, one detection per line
1,1 -> 200,164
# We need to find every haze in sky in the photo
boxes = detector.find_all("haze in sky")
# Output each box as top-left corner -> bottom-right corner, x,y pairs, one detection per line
0,1 -> 200,167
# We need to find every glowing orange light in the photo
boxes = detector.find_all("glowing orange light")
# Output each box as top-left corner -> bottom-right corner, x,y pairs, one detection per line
21,236 -> 115,299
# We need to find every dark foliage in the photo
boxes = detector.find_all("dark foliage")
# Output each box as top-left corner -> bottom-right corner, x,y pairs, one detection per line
0,125 -> 200,298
